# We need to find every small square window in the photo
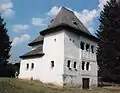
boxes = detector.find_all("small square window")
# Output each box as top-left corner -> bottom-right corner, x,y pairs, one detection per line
51,61 -> 54,68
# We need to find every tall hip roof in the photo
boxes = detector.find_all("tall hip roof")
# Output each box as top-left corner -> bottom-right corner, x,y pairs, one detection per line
41,7 -> 92,36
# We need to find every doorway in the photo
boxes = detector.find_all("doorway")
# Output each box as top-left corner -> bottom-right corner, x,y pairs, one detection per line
82,78 -> 89,89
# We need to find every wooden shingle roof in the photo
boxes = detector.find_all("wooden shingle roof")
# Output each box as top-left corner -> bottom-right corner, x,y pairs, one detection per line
20,45 -> 44,59
28,35 -> 44,46
40,7 -> 92,36
49,7 -> 91,35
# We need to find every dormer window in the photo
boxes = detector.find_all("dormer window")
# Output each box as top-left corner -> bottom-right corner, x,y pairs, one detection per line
50,19 -> 54,23
73,21 -> 77,26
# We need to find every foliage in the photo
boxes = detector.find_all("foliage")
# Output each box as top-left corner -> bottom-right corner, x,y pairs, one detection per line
0,15 -> 11,65
96,0 -> 120,83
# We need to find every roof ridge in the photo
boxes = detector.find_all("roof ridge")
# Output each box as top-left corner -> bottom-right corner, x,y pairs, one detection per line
61,7 -> 74,14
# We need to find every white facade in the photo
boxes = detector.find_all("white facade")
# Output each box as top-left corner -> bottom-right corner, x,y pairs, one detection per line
19,30 -> 64,86
63,30 -> 97,88
19,29 -> 98,88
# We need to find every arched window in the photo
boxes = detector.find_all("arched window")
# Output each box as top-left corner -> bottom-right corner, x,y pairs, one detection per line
86,44 -> 90,51
80,42 -> 85,50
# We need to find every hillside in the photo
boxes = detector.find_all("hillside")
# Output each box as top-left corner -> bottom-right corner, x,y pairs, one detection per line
0,78 -> 120,93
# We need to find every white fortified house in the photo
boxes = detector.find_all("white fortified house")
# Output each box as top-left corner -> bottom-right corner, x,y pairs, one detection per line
19,7 -> 98,89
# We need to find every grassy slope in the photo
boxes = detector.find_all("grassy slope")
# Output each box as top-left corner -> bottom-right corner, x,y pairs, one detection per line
0,78 -> 120,93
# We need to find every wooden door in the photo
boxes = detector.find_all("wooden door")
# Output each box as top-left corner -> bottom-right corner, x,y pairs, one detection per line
82,78 -> 89,89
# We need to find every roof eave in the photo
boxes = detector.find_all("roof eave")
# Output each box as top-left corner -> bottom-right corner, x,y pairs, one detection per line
20,53 -> 45,59
28,40 -> 43,46
40,23 -> 98,42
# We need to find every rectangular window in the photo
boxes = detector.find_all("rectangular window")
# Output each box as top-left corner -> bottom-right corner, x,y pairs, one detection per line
91,45 -> 94,53
51,61 -> 54,68
82,61 -> 85,70
86,62 -> 90,71
26,63 -> 29,70
67,60 -> 71,68
31,63 -> 34,69
86,44 -> 90,51
80,42 -> 85,50
74,62 -> 77,68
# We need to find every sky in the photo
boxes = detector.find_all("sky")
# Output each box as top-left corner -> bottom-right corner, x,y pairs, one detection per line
0,0 -> 109,63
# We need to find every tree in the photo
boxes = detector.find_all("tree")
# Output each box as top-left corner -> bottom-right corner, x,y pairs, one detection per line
0,15 -> 12,77
97,0 -> 120,83
0,15 -> 11,65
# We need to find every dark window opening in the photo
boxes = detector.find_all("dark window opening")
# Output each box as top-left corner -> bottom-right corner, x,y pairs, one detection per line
82,61 -> 85,70
80,42 -> 85,50
50,19 -> 54,23
51,61 -> 54,68
91,45 -> 94,53
26,63 -> 29,69
31,63 -> 34,69
74,62 -> 77,68
86,44 -> 90,51
54,39 -> 56,41
73,21 -> 77,26
86,62 -> 90,71
73,40 -> 75,43
67,60 -> 71,68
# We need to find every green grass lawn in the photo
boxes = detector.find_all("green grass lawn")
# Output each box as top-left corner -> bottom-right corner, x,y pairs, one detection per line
0,78 -> 120,93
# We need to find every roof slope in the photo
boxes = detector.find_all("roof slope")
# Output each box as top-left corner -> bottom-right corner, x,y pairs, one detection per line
28,35 -> 44,46
41,7 -> 91,36
20,45 -> 44,58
